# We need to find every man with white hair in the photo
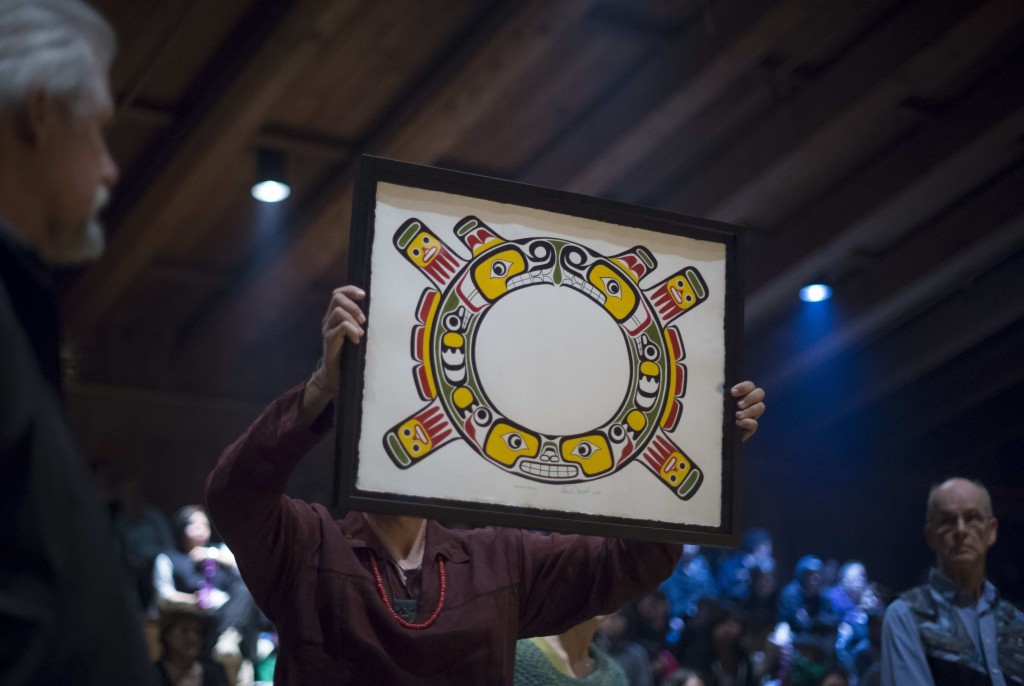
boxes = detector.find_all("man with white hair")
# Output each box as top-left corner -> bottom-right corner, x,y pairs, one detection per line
881,478 -> 1024,686
0,1 -> 155,683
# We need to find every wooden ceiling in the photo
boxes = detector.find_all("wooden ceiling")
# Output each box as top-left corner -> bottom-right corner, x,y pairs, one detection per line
66,0 -> 1024,596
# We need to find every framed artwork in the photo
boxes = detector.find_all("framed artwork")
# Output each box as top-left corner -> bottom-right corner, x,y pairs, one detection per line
334,156 -> 744,545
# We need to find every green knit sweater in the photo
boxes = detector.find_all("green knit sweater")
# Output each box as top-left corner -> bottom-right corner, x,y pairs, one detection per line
513,639 -> 628,686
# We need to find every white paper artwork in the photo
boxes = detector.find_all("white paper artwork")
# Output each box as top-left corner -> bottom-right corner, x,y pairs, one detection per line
356,182 -> 728,528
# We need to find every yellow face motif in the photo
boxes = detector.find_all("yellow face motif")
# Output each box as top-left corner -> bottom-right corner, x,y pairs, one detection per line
665,274 -> 700,312
658,450 -> 693,487
560,434 -> 613,476
588,263 -> 637,321
484,422 -> 539,466
472,248 -> 526,301
397,418 -> 432,457
406,231 -> 442,268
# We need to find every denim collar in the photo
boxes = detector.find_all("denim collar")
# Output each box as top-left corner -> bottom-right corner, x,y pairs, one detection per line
929,568 -> 997,613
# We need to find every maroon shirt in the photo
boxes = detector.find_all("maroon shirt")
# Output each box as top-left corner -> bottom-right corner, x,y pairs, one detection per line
206,384 -> 679,684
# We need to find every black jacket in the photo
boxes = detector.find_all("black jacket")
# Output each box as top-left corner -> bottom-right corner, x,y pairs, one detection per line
0,226 -> 157,685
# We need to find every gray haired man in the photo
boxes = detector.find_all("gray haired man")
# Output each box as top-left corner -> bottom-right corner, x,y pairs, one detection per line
881,478 -> 1024,686
0,1 -> 155,683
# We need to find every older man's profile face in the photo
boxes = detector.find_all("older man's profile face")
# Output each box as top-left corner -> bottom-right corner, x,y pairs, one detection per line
925,478 -> 997,573
35,72 -> 118,265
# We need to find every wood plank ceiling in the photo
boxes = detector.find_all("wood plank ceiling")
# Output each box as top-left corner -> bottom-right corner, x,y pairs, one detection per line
65,0 -> 1024,598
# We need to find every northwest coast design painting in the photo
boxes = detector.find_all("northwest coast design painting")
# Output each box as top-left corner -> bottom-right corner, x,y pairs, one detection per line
382,215 -> 709,501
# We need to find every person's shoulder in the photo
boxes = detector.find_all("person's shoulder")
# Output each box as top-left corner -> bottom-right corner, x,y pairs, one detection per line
884,595 -> 913,616
994,591 -> 1024,622
882,594 -> 920,631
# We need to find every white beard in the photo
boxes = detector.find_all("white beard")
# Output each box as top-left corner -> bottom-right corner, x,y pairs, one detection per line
49,186 -> 108,265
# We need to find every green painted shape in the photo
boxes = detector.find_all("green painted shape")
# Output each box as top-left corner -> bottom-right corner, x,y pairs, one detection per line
454,217 -> 479,236
685,267 -> 707,300
636,246 -> 656,270
676,468 -> 702,500
395,221 -> 422,249
385,433 -> 412,468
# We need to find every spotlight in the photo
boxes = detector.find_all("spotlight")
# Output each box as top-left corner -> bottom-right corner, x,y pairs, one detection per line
799,283 -> 833,302
251,148 -> 291,203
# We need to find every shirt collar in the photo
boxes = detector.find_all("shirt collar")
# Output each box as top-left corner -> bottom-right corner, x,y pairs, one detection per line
928,568 -> 998,611
340,513 -> 470,564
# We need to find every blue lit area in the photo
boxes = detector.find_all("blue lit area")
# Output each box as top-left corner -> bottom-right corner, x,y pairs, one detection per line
251,180 -> 291,203
799,283 -> 833,302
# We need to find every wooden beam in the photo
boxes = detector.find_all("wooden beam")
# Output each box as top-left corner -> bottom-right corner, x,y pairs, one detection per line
665,0 -> 1021,224
119,100 -> 356,160
745,48 -> 1024,330
183,0 -> 598,354
557,0 -> 814,196
760,203 -> 1024,395
806,247 -> 1024,430
63,0 -> 361,335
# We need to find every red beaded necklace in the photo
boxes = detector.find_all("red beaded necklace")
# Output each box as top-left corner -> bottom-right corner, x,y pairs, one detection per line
370,554 -> 446,630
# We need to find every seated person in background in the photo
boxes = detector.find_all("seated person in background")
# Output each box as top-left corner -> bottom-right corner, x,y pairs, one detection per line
153,505 -> 262,666
835,579 -> 881,677
743,564 -> 779,616
677,600 -> 756,686
662,668 -> 707,686
849,611 -> 884,686
662,544 -> 719,622
205,285 -> 767,685
817,665 -> 851,686
826,561 -> 868,623
778,555 -> 829,635
154,609 -> 229,686
595,609 -> 654,686
113,476 -> 175,610
514,616 -> 628,686
717,528 -> 775,604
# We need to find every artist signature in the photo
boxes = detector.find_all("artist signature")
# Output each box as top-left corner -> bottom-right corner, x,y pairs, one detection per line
560,485 -> 601,495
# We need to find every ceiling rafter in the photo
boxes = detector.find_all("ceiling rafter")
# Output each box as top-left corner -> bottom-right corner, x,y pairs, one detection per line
745,49 -> 1024,330
62,0 -> 360,336
178,0 -> 599,357
760,200 -> 1024,396
664,0 -> 1021,225
119,101 -> 356,160
558,0 -> 814,197
804,247 -> 1024,432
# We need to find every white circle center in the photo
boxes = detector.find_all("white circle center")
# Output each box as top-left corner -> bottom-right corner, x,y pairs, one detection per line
473,284 -> 631,435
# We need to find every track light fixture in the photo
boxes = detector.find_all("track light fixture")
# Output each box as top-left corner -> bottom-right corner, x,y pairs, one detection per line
251,148 -> 291,203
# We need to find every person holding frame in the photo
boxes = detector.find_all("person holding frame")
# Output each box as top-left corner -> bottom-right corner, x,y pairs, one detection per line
206,285 -> 766,685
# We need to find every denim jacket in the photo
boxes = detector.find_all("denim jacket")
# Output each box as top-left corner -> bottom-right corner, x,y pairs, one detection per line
901,578 -> 1024,685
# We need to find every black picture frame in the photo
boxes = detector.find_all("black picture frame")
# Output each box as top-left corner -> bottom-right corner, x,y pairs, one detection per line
334,155 -> 744,546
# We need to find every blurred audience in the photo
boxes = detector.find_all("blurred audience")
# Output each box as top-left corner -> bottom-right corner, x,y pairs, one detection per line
597,610 -> 654,686
824,562 -> 866,622
778,556 -> 828,635
570,525 -> 906,686
154,609 -> 230,686
663,545 -> 719,621
677,600 -> 756,686
112,475 -> 176,609
717,529 -> 775,604
153,505 -> 262,669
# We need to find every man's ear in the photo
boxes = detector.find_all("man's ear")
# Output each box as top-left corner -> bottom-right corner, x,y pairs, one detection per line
986,516 -> 998,547
924,523 -> 937,553
18,87 -> 60,146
